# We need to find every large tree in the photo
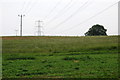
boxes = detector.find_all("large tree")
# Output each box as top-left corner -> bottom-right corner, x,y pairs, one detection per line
85,24 -> 107,36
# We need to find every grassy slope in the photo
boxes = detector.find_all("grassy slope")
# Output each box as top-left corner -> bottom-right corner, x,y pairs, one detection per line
2,36 -> 118,53
2,36 -> 119,78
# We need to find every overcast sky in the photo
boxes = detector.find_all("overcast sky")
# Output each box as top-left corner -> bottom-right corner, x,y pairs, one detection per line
0,0 -> 119,36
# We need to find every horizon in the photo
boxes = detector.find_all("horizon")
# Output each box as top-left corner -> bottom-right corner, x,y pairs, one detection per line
1,34 -> 119,37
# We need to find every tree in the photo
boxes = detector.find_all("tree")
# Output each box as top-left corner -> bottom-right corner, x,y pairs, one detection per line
85,24 -> 107,36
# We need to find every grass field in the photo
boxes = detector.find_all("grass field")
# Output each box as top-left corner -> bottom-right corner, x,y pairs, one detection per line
2,36 -> 119,78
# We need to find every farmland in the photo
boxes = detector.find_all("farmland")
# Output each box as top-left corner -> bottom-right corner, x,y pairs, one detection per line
2,36 -> 119,78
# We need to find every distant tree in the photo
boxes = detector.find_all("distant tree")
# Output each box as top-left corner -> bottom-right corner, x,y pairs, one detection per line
85,24 -> 107,36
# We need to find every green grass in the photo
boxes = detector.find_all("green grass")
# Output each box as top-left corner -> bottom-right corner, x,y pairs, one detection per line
2,36 -> 118,53
2,36 -> 119,78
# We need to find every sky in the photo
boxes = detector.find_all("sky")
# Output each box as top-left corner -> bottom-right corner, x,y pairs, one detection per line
0,0 -> 119,36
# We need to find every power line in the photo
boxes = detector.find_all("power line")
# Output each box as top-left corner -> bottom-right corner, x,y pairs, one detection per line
43,0 -> 62,21
46,0 -> 74,25
21,0 -> 32,14
20,0 -> 28,14
49,0 -> 90,30
25,0 -> 39,15
59,1 -> 118,34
